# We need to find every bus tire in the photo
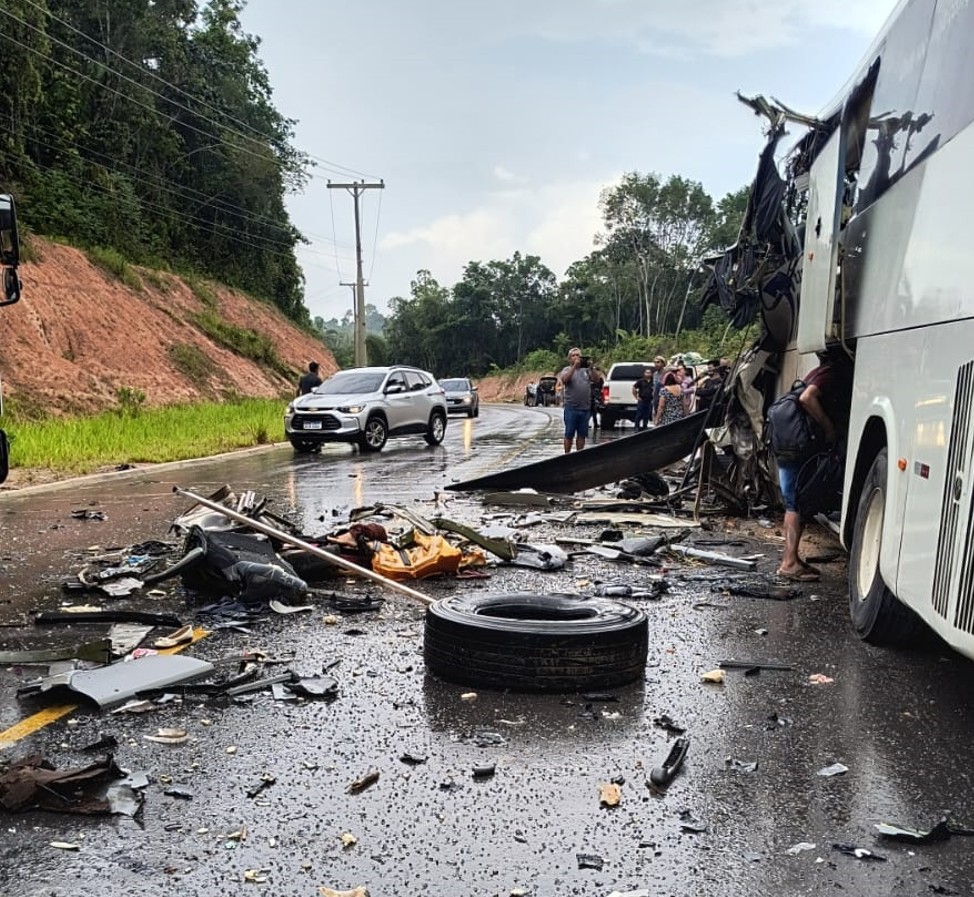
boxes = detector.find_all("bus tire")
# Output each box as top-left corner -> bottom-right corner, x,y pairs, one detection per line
849,449 -> 926,646
424,592 -> 648,692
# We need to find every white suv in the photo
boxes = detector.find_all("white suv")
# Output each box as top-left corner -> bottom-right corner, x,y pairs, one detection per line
285,366 -> 448,452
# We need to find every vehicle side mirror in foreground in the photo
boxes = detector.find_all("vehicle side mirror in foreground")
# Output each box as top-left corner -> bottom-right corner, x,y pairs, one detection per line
1,267 -> 19,307
0,194 -> 20,268
385,383 -> 406,395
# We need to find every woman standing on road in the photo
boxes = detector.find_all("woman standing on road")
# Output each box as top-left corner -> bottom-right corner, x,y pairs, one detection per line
653,371 -> 685,427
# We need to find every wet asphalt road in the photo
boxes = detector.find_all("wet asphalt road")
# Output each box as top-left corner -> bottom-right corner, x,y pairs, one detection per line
3,404 -> 974,896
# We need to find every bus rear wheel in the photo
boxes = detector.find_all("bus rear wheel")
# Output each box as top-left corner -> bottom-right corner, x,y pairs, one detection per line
849,449 -> 926,646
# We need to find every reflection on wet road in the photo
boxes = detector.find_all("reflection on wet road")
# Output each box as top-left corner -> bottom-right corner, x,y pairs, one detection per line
3,403 -> 974,896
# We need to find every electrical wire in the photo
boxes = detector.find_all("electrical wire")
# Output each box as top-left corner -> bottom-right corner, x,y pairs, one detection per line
18,0 -> 376,177
7,1 -> 380,182
368,189 -> 383,284
19,121 -> 355,252
0,9 -> 385,301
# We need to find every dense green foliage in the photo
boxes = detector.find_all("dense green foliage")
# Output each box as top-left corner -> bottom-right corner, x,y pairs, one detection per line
382,175 -> 750,377
7,395 -> 281,473
0,0 -> 309,322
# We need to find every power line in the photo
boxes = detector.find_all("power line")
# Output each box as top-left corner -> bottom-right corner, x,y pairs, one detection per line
19,120 -> 356,252
5,2 -> 380,182
0,145 -> 342,265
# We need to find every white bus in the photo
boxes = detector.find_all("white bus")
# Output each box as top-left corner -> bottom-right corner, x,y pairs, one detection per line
707,0 -> 974,656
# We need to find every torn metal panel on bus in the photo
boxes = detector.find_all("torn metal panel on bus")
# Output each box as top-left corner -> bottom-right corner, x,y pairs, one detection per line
699,93 -> 843,508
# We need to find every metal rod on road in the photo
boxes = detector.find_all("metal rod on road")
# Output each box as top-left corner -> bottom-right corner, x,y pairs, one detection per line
172,487 -> 435,607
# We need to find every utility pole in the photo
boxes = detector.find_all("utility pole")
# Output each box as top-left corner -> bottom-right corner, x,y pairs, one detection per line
328,179 -> 384,367
340,280 -> 366,356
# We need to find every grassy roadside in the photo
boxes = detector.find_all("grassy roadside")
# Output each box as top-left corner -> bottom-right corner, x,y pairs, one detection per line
4,397 -> 285,477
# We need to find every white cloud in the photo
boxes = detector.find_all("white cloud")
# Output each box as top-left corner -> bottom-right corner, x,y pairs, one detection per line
493,165 -> 527,184
381,177 -> 609,291
484,0 -> 897,58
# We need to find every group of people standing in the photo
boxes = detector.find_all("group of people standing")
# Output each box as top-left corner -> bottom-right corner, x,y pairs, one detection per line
559,349 -> 731,452
632,356 -> 730,430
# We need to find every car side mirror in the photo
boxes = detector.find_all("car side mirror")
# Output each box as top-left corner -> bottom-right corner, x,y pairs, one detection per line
471,385 -> 478,392
1,267 -> 20,307
0,194 -> 20,268
386,383 -> 406,395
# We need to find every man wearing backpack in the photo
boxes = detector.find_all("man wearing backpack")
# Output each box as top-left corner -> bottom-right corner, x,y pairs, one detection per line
772,347 -> 852,581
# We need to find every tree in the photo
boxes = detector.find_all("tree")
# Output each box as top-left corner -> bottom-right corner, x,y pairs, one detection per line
598,172 -> 715,336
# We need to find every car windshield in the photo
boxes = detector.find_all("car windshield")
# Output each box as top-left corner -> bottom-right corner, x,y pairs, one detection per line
316,371 -> 386,395
439,379 -> 468,391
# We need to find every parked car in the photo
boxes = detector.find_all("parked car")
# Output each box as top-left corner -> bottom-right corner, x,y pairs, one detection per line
438,377 -> 480,417
524,375 -> 560,407
285,366 -> 448,453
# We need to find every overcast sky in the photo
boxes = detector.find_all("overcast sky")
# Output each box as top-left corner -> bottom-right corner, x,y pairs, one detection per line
238,0 -> 900,323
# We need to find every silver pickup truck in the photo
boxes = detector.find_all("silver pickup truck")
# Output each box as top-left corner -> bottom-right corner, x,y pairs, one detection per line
600,361 -> 653,428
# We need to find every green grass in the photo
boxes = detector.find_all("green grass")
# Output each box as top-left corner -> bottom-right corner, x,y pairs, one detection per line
167,343 -> 219,388
87,246 -> 143,291
5,397 -> 286,475
191,309 -> 293,379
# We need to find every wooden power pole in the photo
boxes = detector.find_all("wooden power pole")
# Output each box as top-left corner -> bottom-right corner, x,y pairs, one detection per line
327,180 -> 384,367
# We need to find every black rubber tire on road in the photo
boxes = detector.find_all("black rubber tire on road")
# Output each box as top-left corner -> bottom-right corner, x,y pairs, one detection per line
424,410 -> 447,445
424,592 -> 648,692
849,449 -> 926,645
358,416 -> 388,452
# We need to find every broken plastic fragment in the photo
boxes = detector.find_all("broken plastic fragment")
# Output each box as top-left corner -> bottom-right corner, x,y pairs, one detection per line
340,832 -> 357,849
817,762 -> 849,777
874,819 -> 952,843
832,843 -> 885,861
599,782 -> 622,807
246,775 -> 277,799
808,673 -> 834,685
317,888 -> 369,897
269,600 -> 314,614
678,809 -> 708,833
700,669 -> 725,684
653,714 -> 686,734
472,764 -> 496,779
649,736 -> 689,791
144,728 -> 189,745
786,841 -> 817,855
163,787 -> 193,800
243,869 -> 269,883
152,624 -> 194,649
50,841 -> 81,851
399,753 -> 428,765
460,692 -> 478,703
347,770 -> 380,794
110,699 -> 157,714
725,757 -> 759,773
288,676 -> 339,699
576,853 -> 604,870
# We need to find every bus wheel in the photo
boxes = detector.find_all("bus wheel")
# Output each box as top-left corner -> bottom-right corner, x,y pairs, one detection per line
849,449 -> 926,646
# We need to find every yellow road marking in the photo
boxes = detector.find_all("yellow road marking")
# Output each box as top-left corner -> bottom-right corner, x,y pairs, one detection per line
0,627 -> 209,750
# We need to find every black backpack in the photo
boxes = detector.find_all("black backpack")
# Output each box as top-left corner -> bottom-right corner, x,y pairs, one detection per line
766,381 -> 822,460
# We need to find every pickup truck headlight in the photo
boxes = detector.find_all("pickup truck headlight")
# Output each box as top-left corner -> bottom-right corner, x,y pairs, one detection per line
337,404 -> 365,414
